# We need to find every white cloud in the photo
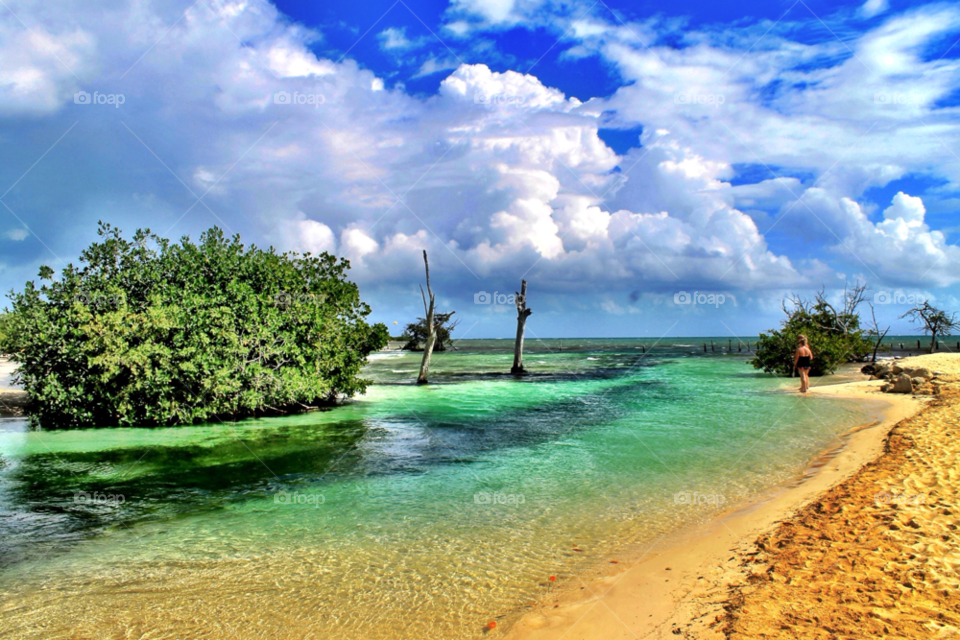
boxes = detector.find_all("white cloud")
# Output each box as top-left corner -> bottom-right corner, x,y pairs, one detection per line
1,0 -> 957,324
570,5 -> 960,198
443,21 -> 472,38
795,191 -> 960,286
4,228 -> 29,241
341,227 -> 379,261
413,57 -> 460,78
283,216 -> 337,255
377,27 -> 428,52
883,191 -> 925,225
0,18 -> 94,116
859,0 -> 890,19
449,0 -> 520,25
378,27 -> 410,50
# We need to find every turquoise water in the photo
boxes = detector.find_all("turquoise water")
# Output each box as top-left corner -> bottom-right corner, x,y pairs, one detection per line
0,340 -> 878,639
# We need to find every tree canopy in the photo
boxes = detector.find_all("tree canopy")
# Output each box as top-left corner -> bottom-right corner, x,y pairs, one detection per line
751,285 -> 873,376
401,312 -> 458,352
901,301 -> 958,352
0,223 -> 388,428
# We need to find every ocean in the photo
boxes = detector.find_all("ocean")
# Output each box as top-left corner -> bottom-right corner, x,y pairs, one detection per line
0,339 -> 881,638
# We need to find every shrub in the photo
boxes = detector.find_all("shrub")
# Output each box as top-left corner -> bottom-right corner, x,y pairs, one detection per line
401,312 -> 458,352
751,286 -> 873,377
0,223 -> 388,428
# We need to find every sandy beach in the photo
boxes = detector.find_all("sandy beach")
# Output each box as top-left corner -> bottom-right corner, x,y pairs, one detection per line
506,354 -> 957,640
725,355 -> 960,638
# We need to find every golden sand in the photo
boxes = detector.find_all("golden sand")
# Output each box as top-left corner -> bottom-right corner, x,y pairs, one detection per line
724,354 -> 960,638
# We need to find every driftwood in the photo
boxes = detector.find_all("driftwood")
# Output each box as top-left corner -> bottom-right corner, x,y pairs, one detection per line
511,280 -> 532,374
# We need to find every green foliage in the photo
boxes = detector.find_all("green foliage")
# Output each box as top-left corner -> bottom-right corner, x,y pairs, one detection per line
0,223 -> 388,428
401,312 -> 458,352
0,314 -> 9,353
751,288 -> 873,376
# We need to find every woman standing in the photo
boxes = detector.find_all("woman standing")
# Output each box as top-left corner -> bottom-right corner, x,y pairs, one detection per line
793,335 -> 813,393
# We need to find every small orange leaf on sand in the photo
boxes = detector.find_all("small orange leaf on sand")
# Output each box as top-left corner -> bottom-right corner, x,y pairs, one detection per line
488,621 -> 497,629
549,576 -> 556,581
610,560 -> 618,564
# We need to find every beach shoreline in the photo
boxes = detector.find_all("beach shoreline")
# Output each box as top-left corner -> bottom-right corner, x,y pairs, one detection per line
503,363 -> 932,640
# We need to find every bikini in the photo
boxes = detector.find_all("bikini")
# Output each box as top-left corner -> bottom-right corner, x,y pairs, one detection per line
797,355 -> 811,369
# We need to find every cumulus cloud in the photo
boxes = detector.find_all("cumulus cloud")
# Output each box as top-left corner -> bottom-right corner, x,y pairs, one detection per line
0,0 -> 957,333
529,4 -> 960,202
788,190 -> 960,286
282,216 -> 337,255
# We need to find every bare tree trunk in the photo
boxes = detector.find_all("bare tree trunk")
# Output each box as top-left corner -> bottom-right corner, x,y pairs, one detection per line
872,328 -> 889,362
511,280 -> 532,375
417,251 -> 435,385
868,302 -> 890,363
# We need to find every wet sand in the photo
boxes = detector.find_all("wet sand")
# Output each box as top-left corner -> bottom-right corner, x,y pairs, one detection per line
505,357 -> 946,640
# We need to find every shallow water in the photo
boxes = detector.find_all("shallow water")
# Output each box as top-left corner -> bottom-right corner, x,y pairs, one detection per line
0,339 -> 877,639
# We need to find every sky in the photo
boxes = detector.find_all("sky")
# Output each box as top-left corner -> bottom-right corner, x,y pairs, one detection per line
1,0 -> 959,339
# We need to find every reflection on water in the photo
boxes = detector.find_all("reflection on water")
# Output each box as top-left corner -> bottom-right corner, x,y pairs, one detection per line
0,340 -> 879,639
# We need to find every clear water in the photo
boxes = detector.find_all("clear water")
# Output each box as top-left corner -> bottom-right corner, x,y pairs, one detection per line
0,339 -> 878,639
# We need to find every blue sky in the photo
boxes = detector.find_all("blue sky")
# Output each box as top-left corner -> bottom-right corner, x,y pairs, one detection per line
1,0 -> 959,338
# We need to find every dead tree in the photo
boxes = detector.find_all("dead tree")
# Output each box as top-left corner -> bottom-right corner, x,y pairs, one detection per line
812,281 -> 867,337
511,280 -> 532,374
901,301 -> 959,352
866,302 -> 890,363
417,251 -> 437,384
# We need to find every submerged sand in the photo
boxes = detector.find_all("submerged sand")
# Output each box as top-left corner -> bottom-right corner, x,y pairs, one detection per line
507,354 -> 958,640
